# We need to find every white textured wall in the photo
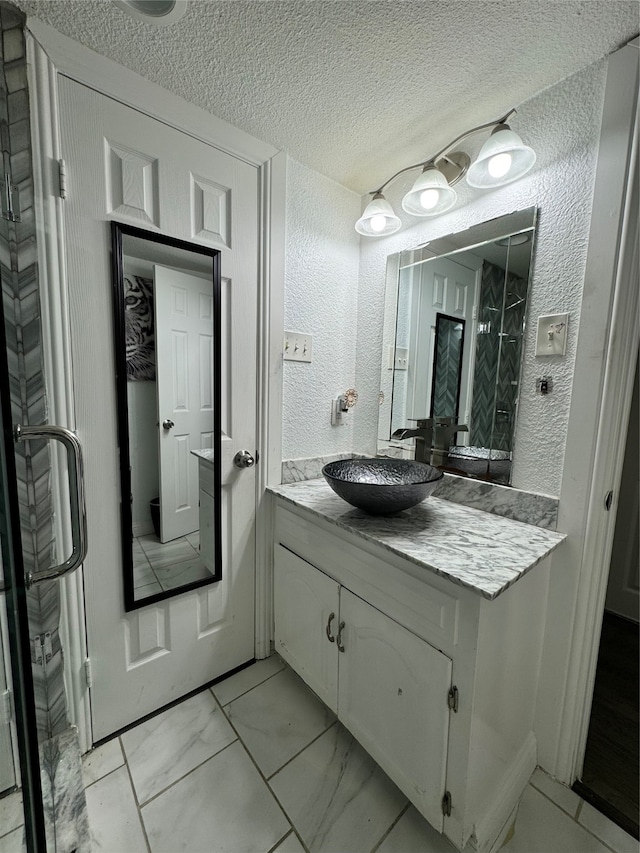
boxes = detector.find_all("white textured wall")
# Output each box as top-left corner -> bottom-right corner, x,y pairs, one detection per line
354,59 -> 607,497
283,158 -> 361,459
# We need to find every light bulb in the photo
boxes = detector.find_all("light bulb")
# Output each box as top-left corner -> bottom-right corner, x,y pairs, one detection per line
419,188 -> 440,210
487,152 -> 512,179
369,214 -> 387,233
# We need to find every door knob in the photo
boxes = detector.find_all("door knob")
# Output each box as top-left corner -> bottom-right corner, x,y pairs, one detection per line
162,419 -> 175,430
233,450 -> 255,469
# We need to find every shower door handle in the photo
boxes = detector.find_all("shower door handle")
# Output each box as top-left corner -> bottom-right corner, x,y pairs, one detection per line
14,424 -> 88,588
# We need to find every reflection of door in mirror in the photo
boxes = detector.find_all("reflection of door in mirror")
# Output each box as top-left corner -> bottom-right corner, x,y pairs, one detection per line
391,255 -> 477,441
122,250 -> 216,603
155,265 -> 214,543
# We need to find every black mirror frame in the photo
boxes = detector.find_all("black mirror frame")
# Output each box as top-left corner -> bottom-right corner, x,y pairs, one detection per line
430,312 -> 465,421
110,221 -> 222,612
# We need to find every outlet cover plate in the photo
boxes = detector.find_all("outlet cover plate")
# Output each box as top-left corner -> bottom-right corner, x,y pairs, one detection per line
536,313 -> 568,356
284,331 -> 312,363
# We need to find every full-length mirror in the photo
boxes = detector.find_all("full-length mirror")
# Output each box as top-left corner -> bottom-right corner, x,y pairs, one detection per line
111,222 -> 222,610
378,208 -> 537,484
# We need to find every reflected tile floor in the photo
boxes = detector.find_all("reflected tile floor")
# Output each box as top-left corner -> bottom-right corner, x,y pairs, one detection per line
75,655 -> 638,853
133,531 -> 212,599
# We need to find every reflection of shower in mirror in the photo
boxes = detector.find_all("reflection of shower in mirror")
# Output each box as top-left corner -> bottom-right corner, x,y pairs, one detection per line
378,208 -> 537,486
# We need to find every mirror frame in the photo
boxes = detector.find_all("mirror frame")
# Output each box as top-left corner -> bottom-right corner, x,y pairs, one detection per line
111,221 -> 223,612
430,313 -> 465,421
378,207 -> 537,483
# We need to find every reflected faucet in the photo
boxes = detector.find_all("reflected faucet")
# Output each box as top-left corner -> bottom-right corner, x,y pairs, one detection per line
392,417 -> 469,466
391,418 -> 434,464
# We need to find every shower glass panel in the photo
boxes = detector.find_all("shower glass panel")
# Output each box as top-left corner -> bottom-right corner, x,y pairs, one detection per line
0,338 -> 47,851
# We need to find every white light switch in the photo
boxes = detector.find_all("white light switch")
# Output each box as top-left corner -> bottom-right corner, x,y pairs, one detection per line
284,331 -> 312,363
535,313 -> 569,357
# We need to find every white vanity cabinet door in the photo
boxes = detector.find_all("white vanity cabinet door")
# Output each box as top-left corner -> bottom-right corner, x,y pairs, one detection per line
337,588 -> 452,833
274,545 -> 340,712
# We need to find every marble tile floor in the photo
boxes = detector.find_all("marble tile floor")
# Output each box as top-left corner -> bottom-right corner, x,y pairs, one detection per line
133,531 -> 213,600
0,656 -> 636,853
68,654 -> 638,853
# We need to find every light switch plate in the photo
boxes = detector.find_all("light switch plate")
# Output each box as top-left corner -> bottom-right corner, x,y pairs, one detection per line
387,346 -> 409,370
535,313 -> 569,356
284,331 -> 312,363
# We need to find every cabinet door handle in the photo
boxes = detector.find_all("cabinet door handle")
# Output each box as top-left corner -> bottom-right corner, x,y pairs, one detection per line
326,612 -> 336,643
336,621 -> 346,653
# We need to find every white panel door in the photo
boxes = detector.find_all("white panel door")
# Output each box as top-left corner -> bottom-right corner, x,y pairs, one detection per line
409,257 -> 478,427
155,266 -> 214,542
58,77 -> 258,740
337,588 -> 452,832
274,545 -> 340,712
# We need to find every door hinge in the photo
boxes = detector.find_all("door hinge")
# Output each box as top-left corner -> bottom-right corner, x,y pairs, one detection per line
447,685 -> 459,713
442,790 -> 452,817
84,658 -> 93,689
1,172 -> 20,222
2,689 -> 13,724
58,159 -> 68,200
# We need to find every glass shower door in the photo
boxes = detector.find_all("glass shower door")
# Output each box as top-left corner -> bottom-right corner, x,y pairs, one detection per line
0,354 -> 47,851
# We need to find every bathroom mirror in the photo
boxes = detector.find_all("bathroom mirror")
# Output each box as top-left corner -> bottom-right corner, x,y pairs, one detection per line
111,222 -> 222,611
378,207 -> 537,485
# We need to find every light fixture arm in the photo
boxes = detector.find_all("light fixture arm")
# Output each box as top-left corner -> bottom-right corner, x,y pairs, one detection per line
371,108 -> 516,195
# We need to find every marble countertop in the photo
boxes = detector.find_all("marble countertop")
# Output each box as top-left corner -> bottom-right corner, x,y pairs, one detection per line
191,448 -> 214,463
268,479 -> 566,600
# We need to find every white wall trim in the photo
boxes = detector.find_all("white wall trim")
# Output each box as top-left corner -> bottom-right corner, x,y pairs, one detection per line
537,39 -> 639,782
26,19 -> 279,168
26,33 -> 93,753
255,151 -> 286,658
26,21 -> 285,741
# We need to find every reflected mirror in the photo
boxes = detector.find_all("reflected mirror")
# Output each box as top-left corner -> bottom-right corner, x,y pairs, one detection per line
111,222 -> 222,610
378,208 -> 537,484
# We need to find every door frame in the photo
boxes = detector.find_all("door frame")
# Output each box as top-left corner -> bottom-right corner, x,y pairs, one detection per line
535,38 -> 639,783
26,19 -> 285,752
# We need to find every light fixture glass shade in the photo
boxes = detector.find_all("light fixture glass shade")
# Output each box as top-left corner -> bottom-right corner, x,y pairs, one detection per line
355,193 -> 402,236
402,166 -> 457,216
466,125 -> 536,188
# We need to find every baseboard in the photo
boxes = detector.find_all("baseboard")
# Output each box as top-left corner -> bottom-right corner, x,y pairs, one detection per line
468,731 -> 537,853
132,520 -> 154,538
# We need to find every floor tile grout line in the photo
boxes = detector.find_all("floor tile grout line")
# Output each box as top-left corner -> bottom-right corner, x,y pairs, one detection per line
216,699 -> 311,851
134,736 -> 240,810
264,719 -> 338,782
529,775 -> 582,820
265,828 -> 303,853
82,758 -> 126,789
369,802 -> 411,853
118,735 -> 153,853
216,663 -> 408,853
528,782 -> 630,853
211,659 -> 286,706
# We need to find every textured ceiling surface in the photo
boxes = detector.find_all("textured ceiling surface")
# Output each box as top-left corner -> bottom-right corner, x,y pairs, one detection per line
13,0 -> 639,194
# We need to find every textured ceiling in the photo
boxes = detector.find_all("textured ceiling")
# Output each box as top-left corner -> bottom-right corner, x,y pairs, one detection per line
13,0 -> 639,194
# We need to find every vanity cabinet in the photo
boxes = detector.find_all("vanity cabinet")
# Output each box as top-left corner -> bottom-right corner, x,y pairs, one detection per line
197,457 -> 215,571
274,544 -> 451,831
271,493 -> 562,853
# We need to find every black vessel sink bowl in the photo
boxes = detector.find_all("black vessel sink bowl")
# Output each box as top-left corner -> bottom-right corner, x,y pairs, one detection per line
322,458 -> 444,515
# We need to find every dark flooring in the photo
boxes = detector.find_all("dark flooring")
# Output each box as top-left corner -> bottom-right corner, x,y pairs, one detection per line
575,610 -> 639,839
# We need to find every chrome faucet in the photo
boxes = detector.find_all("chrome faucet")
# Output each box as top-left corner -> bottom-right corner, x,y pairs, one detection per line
391,418 -> 434,464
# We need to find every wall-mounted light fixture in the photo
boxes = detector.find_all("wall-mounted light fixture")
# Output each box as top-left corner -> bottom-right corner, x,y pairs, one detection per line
355,109 -> 536,237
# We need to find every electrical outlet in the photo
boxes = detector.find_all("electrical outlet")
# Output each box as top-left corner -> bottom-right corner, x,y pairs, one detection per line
284,331 -> 312,363
535,313 -> 568,356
